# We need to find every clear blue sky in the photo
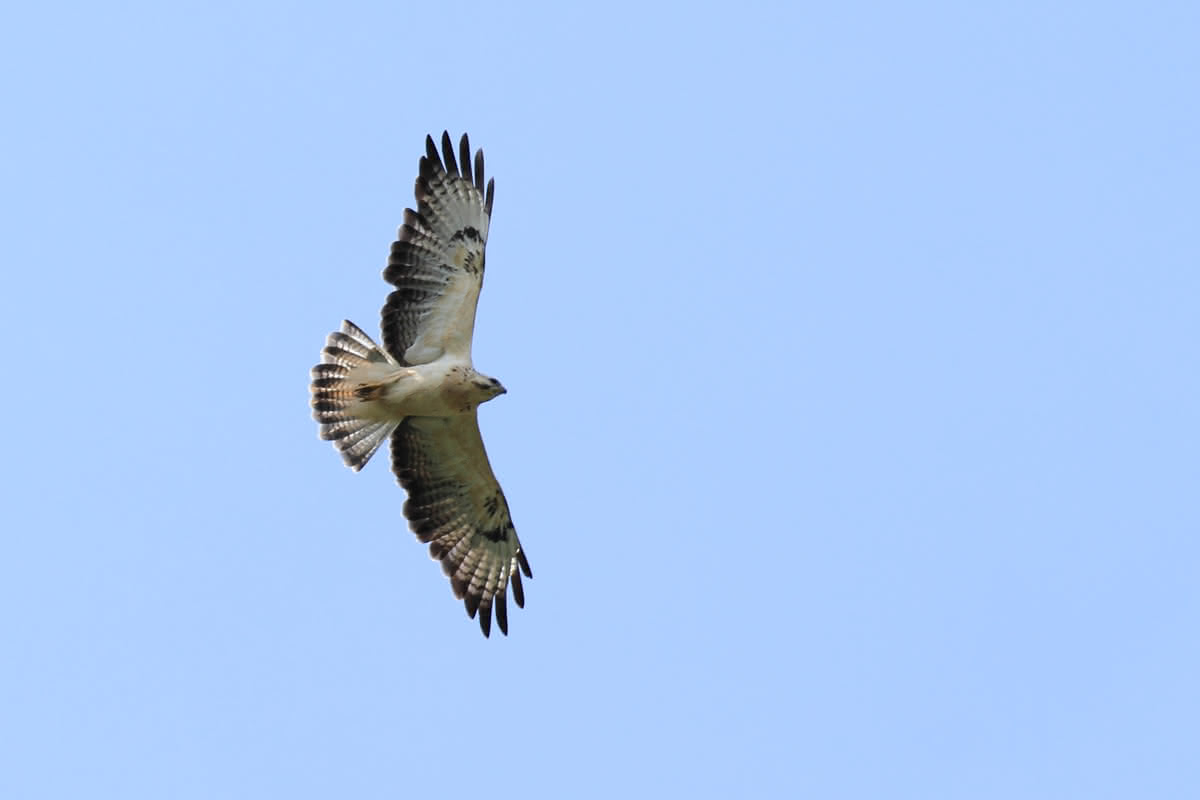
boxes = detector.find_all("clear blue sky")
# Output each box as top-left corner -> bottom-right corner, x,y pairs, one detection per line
2,2 -> 1197,797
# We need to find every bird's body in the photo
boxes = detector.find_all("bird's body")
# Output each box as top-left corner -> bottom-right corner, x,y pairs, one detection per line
347,360 -> 503,420
309,133 -> 530,637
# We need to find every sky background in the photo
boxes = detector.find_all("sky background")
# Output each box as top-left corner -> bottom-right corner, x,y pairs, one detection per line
2,1 -> 1198,797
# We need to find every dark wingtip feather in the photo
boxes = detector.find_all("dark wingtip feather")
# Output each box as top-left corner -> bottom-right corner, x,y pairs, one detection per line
424,134 -> 440,168
495,591 -> 508,635
473,148 -> 485,193
479,602 -> 493,637
465,592 -> 481,618
459,133 -> 473,184
511,569 -> 525,608
517,550 -> 532,578
440,131 -> 458,176
485,178 -> 494,217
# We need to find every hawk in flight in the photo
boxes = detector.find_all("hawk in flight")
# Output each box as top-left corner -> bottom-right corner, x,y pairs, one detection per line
310,132 -> 530,637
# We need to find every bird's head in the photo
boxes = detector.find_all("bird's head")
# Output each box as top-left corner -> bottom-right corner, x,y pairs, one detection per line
471,373 -> 507,402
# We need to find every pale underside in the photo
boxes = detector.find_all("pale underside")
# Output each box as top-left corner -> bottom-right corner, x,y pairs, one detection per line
310,132 -> 530,637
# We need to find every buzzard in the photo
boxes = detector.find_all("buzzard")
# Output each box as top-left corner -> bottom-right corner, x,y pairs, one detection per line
310,132 -> 530,637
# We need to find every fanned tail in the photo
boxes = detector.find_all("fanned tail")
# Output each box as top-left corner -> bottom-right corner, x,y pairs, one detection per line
310,320 -> 400,471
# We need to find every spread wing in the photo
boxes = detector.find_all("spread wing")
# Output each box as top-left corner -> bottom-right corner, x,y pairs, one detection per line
382,132 -> 495,366
391,414 -> 532,636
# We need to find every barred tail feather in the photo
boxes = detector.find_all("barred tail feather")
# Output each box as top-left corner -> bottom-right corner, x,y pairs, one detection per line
311,320 -> 399,471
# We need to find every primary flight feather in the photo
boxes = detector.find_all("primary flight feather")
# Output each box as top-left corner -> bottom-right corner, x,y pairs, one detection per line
310,132 -> 530,637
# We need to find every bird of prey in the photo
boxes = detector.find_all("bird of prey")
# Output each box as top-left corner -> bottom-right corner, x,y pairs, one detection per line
309,132 -> 530,637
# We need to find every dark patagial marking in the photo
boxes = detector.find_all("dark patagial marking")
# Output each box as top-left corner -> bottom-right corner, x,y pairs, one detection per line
450,226 -> 482,243
483,493 -> 500,516
480,522 -> 512,543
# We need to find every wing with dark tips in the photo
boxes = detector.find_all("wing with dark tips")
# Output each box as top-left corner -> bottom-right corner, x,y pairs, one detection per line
390,413 -> 532,637
382,132 -> 494,366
